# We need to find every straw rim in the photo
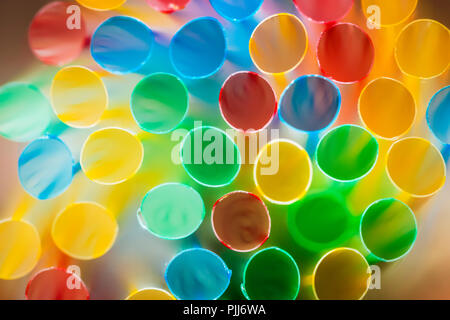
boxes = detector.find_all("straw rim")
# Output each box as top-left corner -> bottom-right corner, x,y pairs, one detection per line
249,13 -> 309,75
130,72 -> 189,134
357,77 -> 417,141
138,182 -> 205,240
293,0 -> 354,24
426,85 -> 450,145
169,16 -> 227,79
164,247 -> 232,300
211,190 -> 271,252
90,15 -> 154,75
241,246 -> 301,300
80,126 -> 144,185
359,197 -> 418,262
50,65 -> 109,129
361,0 -> 418,28
218,71 -> 278,133
253,138 -> 313,205
76,0 -> 127,11
394,19 -> 450,80
25,266 -> 89,300
209,0 -> 264,22
315,124 -> 379,183
125,287 -> 175,300
0,219 -> 42,280
316,22 -> 375,84
312,247 -> 370,300
51,201 -> 118,261
279,74 -> 342,133
179,125 -> 242,188
385,136 -> 447,197
18,135 -> 75,200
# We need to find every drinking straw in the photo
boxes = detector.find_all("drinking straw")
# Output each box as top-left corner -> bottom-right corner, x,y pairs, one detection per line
361,0 -> 418,27
131,73 -> 189,134
293,0 -> 353,23
76,0 -> 126,11
80,127 -> 144,185
209,0 -> 263,21
28,1 -> 86,65
91,16 -> 154,74
126,288 -> 175,300
287,191 -> 352,252
25,267 -> 89,300
165,248 -> 231,300
312,248 -> 370,300
52,202 -> 118,260
180,126 -> 241,187
170,17 -> 226,79
317,23 -> 374,83
279,75 -> 341,133
146,0 -> 190,13
254,139 -> 312,204
395,19 -> 450,79
360,198 -> 417,262
316,124 -> 379,182
241,247 -> 300,300
138,183 -> 205,240
18,136 -> 74,200
386,137 -> 446,197
358,77 -> 416,140
0,83 -> 52,142
219,71 -> 277,133
0,220 -> 41,280
51,66 -> 108,128
211,191 -> 270,252
426,86 -> 450,145
249,13 -> 308,74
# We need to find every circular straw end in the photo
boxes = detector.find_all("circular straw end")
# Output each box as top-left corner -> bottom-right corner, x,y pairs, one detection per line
170,17 -> 226,79
91,16 -> 154,74
254,139 -> 312,204
126,288 -> 175,300
219,71 -> 277,132
293,0 -> 353,23
358,77 -> 416,140
386,137 -> 446,197
29,1 -> 86,66
212,191 -> 270,252
395,19 -> 450,79
209,0 -> 263,21
81,127 -> 144,185
279,75 -> 341,132
52,202 -> 118,260
426,86 -> 450,145
165,248 -> 231,300
313,248 -> 370,300
26,267 -> 89,300
131,73 -> 189,134
316,125 -> 379,182
317,23 -> 374,83
241,247 -> 300,300
139,183 -> 205,240
0,83 -> 52,142
0,220 -> 41,280
360,198 -> 417,262
180,126 -> 241,187
18,136 -> 74,200
146,0 -> 190,13
249,13 -> 308,74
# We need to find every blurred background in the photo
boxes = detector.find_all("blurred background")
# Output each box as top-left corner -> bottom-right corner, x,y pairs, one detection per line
0,0 -> 449,299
